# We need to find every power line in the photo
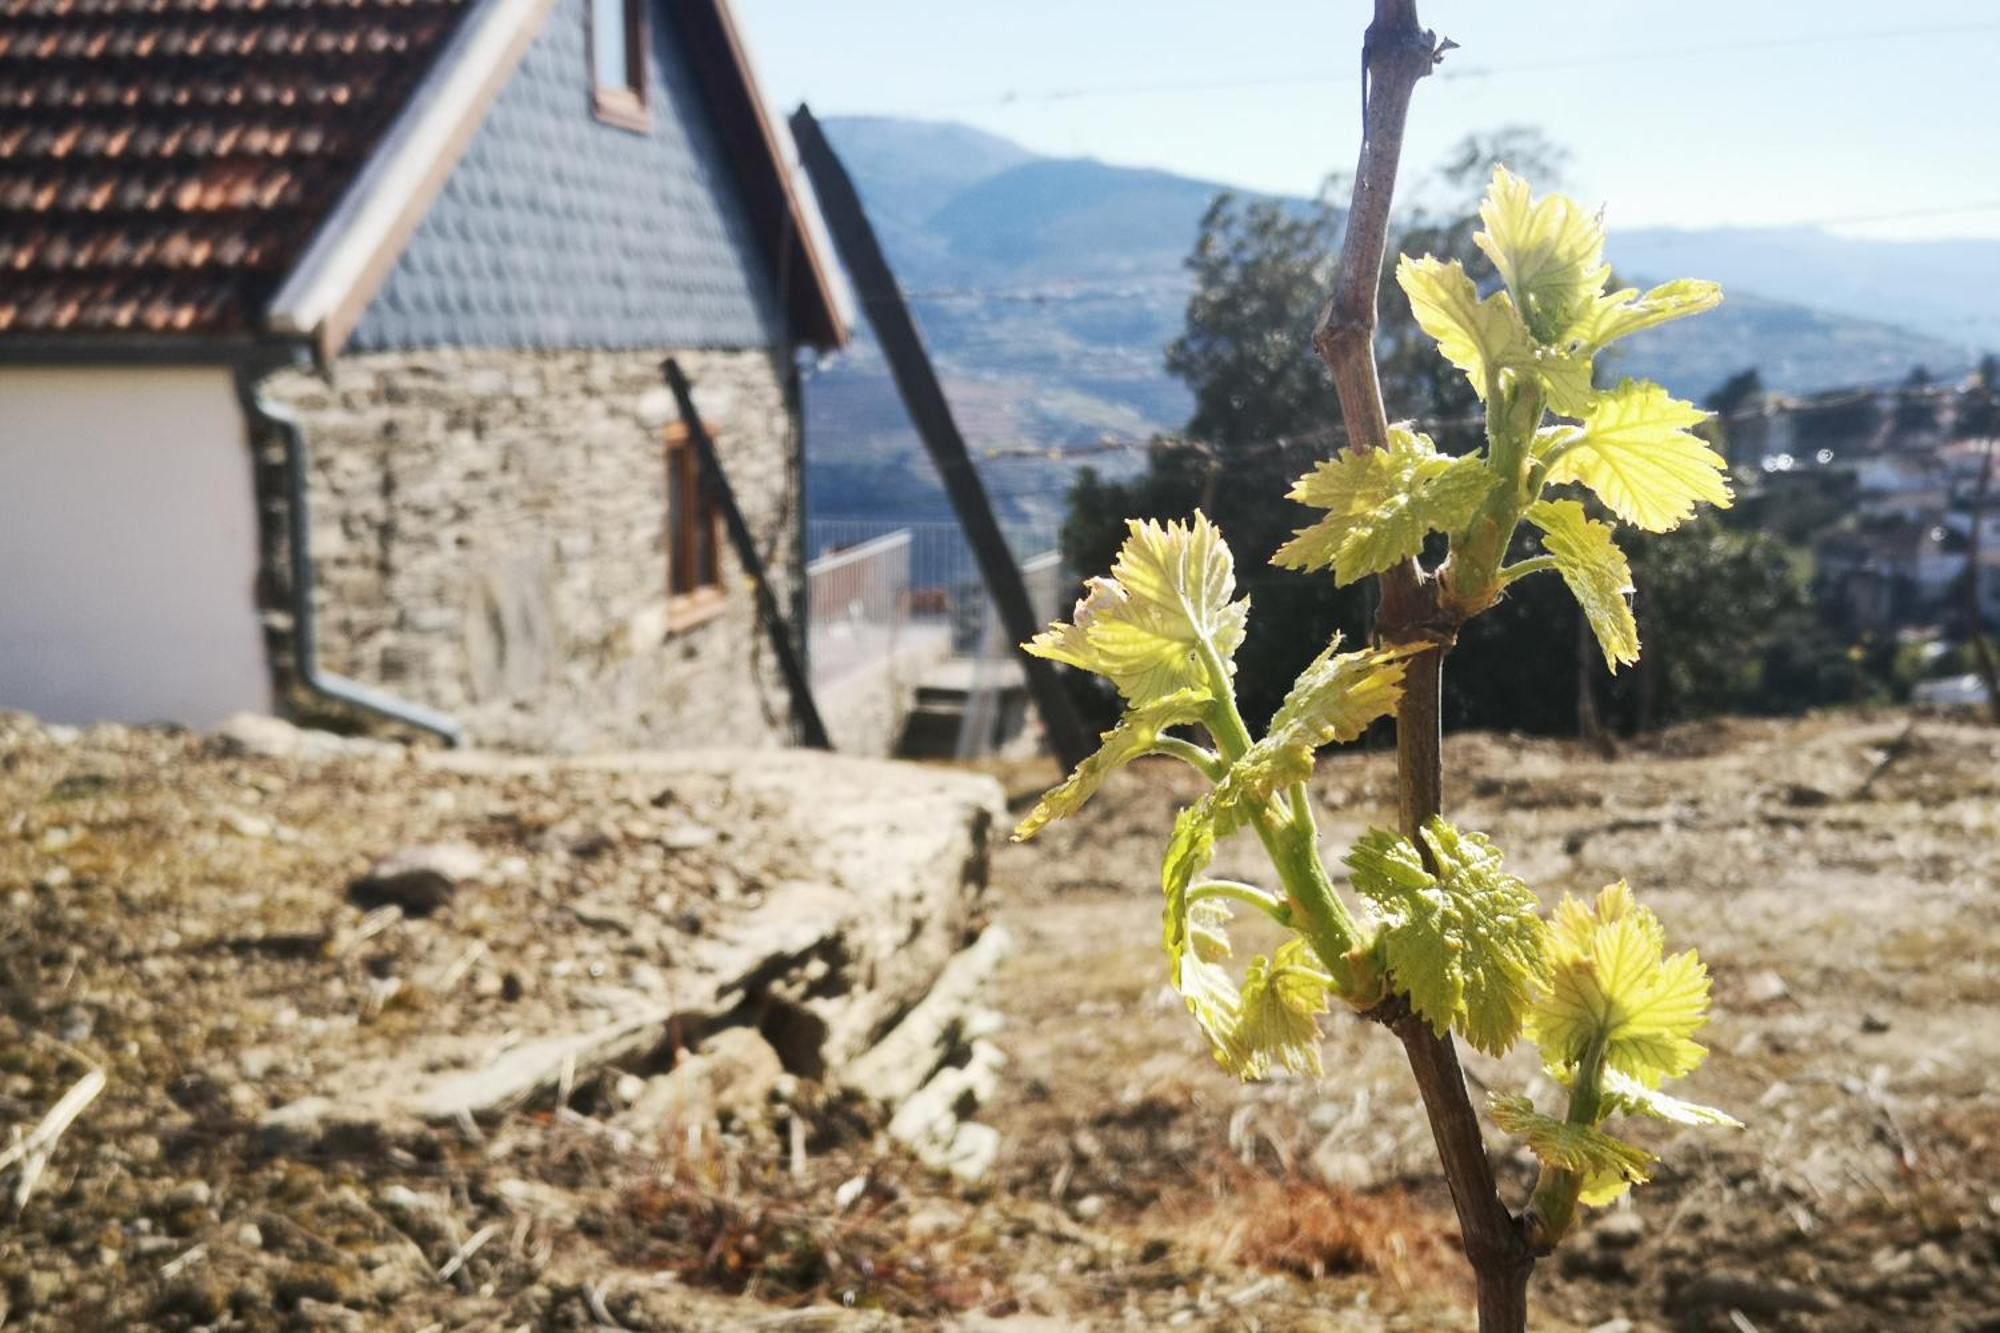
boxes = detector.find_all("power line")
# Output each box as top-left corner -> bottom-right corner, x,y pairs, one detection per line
1621,200 -> 2000,234
905,21 -> 2000,112
902,276 -> 1189,303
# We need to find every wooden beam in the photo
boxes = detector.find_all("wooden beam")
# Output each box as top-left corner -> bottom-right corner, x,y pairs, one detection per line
661,359 -> 832,751
664,0 -> 849,351
786,105 -> 1095,772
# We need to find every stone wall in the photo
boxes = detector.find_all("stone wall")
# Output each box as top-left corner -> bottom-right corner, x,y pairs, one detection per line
264,347 -> 800,752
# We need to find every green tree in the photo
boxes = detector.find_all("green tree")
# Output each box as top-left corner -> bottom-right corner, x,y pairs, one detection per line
1446,518 -> 1821,734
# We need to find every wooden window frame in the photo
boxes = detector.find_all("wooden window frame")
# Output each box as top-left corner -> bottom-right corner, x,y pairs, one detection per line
591,0 -> 651,132
664,422 -> 727,631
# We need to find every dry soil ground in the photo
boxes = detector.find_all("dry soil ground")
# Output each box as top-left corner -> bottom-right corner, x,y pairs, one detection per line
0,711 -> 1995,1331
978,714 -> 2000,1332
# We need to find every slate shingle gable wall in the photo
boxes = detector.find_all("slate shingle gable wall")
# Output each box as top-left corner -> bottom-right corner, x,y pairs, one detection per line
349,0 -> 781,353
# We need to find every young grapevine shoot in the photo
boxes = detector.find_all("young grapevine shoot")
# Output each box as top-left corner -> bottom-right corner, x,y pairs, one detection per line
1016,168 -> 1740,1250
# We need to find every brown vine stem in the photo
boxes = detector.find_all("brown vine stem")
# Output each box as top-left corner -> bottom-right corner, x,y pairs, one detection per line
1312,4 -> 1538,1330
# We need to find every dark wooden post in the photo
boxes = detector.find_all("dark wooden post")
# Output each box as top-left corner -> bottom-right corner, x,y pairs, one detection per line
662,358 -> 832,751
788,104 -> 1096,773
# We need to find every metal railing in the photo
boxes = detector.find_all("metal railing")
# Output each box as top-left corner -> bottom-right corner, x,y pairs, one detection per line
810,517 -> 1059,640
808,530 -> 910,631
806,530 -> 912,687
808,517 -> 1066,757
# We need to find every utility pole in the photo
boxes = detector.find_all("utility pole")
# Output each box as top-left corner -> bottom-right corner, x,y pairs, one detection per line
790,105 -> 1095,770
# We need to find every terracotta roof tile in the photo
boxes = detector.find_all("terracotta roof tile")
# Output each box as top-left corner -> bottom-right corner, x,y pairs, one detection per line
0,0 -> 473,337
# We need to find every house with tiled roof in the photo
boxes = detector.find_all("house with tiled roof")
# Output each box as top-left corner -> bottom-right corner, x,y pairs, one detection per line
0,0 -> 849,748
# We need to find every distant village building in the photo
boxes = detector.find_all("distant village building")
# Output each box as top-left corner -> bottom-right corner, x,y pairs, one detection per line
1772,378 -> 1999,636
0,0 -> 857,750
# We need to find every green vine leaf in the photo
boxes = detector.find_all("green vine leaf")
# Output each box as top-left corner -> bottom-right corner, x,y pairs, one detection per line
1175,944 -> 1246,1078
1529,346 -> 1600,418
1159,803 -> 1243,1067
1396,254 -> 1532,397
1162,802 -> 1219,960
1572,278 -> 1724,352
1529,881 -> 1714,1087
1273,429 -> 1495,585
1525,499 -> 1640,671
1345,820 -> 1552,1056
1474,166 -> 1612,344
1160,805 -> 1334,1082
1231,939 -> 1334,1080
1545,379 -> 1733,532
1490,1093 -> 1655,1194
1594,1066 -> 1741,1128
1186,899 -> 1233,963
1025,511 -> 1248,705
1014,688 -> 1213,841
1209,639 -> 1416,826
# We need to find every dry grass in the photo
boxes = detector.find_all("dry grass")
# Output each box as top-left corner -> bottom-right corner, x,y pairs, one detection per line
1170,1166 -> 1461,1294
609,1144 -> 1002,1319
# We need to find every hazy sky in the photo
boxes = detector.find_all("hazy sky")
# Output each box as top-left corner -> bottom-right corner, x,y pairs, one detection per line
732,1 -> 2000,240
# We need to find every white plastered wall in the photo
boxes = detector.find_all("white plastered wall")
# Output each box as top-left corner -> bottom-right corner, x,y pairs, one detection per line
0,366 -> 272,727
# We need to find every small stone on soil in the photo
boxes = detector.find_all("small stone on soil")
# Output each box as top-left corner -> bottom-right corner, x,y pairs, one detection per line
348,842 -> 485,915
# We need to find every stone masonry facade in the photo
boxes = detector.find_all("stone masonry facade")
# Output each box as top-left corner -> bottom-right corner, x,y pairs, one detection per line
263,347 -> 801,752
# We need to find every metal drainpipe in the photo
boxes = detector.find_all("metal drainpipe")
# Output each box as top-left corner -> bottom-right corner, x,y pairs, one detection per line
234,364 -> 464,746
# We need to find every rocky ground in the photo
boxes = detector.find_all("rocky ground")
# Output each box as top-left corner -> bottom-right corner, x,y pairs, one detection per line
0,710 -> 1995,1330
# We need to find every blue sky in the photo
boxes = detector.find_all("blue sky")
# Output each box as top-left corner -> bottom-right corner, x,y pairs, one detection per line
733,1 -> 2000,239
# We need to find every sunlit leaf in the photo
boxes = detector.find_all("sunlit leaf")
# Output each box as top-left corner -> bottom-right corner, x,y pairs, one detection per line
1274,429 -> 1495,585
1596,1066 -> 1741,1127
1162,802 -> 1219,959
1014,689 -> 1213,841
1474,166 -> 1611,344
1396,254 -> 1533,397
1026,512 -> 1248,704
1228,939 -> 1333,1080
1398,253 -> 1602,413
1530,346 -> 1600,418
1546,379 -> 1733,532
1529,881 -> 1713,1086
1575,1167 -> 1637,1208
1573,278 -> 1724,351
1176,944 -> 1245,1075
1491,1093 -> 1655,1190
1209,639 -> 1416,825
1160,802 -> 1243,1068
1187,898 -> 1233,964
1525,500 -> 1640,672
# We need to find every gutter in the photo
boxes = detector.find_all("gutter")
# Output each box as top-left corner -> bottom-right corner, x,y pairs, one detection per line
0,335 -> 280,368
231,358 -> 464,746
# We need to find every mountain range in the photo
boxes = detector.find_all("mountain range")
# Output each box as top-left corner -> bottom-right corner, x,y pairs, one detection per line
806,116 -> 1992,535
